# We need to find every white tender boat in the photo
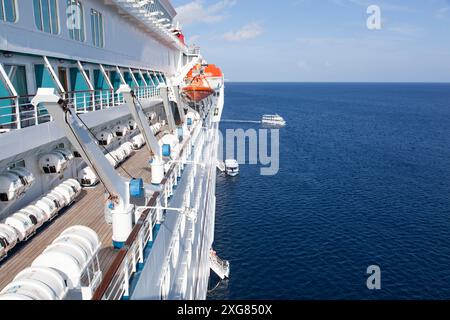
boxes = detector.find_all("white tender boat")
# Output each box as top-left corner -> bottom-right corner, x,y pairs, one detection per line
261,114 -> 286,127
225,159 -> 239,177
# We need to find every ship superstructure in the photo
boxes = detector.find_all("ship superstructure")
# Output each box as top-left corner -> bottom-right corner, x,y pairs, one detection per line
0,0 -> 225,300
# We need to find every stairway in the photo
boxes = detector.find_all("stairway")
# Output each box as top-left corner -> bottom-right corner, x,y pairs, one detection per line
209,249 -> 230,280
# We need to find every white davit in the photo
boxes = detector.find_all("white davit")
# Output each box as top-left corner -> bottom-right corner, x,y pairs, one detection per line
77,167 -> 99,187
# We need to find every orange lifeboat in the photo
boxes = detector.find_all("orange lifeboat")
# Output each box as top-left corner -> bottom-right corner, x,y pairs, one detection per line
182,76 -> 215,103
203,64 -> 223,78
186,64 -> 223,79
182,66 -> 215,103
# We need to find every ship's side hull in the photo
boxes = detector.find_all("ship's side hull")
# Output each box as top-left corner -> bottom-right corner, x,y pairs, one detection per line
131,86 -> 224,300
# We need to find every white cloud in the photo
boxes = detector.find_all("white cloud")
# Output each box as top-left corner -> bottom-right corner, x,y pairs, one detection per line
223,22 -> 264,42
175,0 -> 237,26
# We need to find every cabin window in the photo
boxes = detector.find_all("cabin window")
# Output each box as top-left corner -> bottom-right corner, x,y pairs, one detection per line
33,0 -> 59,34
67,0 -> 85,42
0,0 -> 16,22
90,9 -> 104,47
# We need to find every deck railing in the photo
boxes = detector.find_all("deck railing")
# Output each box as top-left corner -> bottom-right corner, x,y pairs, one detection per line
0,86 -> 161,130
93,122 -> 204,300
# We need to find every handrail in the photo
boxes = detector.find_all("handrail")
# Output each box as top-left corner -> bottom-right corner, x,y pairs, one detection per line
0,86 -> 161,130
0,95 -> 19,100
92,192 -> 160,300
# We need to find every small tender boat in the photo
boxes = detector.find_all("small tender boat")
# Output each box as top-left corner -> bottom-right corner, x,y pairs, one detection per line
225,159 -> 239,177
261,114 -> 286,127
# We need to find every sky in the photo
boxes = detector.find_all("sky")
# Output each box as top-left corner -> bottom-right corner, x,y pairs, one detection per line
172,0 -> 450,82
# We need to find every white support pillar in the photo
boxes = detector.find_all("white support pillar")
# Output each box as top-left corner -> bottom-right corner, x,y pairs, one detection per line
116,66 -> 126,84
99,64 -> 114,89
160,86 -> 176,132
138,70 -> 148,86
146,71 -> 156,87
77,61 -> 94,110
43,56 -> 66,94
172,86 -> 185,123
118,85 -> 165,185
99,64 -> 114,107
77,61 -> 94,90
31,88 -> 134,249
0,63 -> 18,96
158,72 -> 165,84
151,71 -> 160,85
128,68 -> 140,88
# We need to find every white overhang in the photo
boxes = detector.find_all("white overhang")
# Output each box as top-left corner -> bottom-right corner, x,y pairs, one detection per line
110,0 -> 186,53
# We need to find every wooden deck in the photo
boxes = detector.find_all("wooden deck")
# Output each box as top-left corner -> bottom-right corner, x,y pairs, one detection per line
0,147 -> 153,290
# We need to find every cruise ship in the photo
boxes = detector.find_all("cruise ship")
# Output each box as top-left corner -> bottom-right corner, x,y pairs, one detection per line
0,0 -> 227,300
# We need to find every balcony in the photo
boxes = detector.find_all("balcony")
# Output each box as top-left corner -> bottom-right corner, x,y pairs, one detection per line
0,86 -> 161,131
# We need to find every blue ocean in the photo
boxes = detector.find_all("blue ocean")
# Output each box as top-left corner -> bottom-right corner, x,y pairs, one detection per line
207,82 -> 450,300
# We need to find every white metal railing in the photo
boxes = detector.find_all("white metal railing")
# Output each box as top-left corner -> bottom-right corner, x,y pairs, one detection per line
188,46 -> 200,55
94,121 -> 204,300
0,86 -> 161,130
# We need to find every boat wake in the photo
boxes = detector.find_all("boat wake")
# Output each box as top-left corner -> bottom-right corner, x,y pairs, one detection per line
221,120 -> 262,124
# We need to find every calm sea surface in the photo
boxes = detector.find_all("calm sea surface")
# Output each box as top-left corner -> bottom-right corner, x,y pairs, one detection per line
207,82 -> 450,300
